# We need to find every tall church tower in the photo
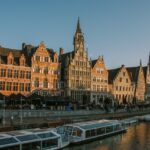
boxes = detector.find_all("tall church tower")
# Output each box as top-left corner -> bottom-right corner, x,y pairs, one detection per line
146,53 -> 150,84
73,17 -> 84,51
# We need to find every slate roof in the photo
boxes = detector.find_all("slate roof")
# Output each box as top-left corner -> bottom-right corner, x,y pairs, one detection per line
0,47 -> 23,65
59,51 -> 75,81
108,68 -> 120,84
91,59 -> 97,68
143,66 -> 148,81
126,66 -> 140,82
0,43 -> 55,67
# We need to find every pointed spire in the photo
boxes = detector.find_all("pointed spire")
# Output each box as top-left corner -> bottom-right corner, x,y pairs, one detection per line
140,59 -> 142,67
148,52 -> 150,65
76,17 -> 81,33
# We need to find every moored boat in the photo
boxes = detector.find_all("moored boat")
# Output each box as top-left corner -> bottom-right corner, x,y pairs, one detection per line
0,128 -> 69,150
56,119 -> 127,144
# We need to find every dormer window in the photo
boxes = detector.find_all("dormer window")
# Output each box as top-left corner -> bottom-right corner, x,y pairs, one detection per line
20,56 -> 25,66
7,52 -> 14,65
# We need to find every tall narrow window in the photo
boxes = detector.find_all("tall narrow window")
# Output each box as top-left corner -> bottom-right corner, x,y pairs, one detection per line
35,56 -> 40,61
34,78 -> 39,87
6,82 -> 12,91
20,83 -> 24,91
43,78 -> 48,88
0,81 -> 5,90
20,71 -> 25,78
14,70 -> 19,78
34,66 -> 40,73
1,69 -> 6,77
44,67 -> 48,74
7,69 -> 12,78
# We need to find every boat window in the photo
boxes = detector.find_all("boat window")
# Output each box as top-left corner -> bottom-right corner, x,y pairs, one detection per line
0,145 -> 20,150
97,128 -> 105,135
17,134 -> 39,142
38,132 -> 56,139
106,126 -> 113,133
91,129 -> 96,137
22,141 -> 41,150
114,124 -> 121,130
86,130 -> 91,138
42,138 -> 58,149
0,137 -> 18,146
72,128 -> 82,137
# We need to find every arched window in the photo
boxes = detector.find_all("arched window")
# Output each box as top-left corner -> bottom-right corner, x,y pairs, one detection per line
34,78 -> 39,87
43,78 -> 48,88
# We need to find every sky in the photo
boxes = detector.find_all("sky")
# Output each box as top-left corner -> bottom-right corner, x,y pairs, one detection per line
0,0 -> 150,68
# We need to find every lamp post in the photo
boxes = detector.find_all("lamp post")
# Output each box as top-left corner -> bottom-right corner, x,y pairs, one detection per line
2,96 -> 5,126
20,96 -> 23,124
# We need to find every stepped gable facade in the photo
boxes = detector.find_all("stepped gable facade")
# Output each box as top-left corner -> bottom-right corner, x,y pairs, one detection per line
108,65 -> 134,103
0,42 -> 61,96
91,56 -> 109,104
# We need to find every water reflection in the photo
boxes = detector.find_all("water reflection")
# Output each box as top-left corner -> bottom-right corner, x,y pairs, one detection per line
64,123 -> 150,150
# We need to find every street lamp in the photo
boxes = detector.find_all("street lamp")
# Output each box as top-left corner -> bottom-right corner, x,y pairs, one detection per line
2,96 -> 5,126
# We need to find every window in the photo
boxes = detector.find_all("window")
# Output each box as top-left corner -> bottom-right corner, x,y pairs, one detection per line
34,78 -> 39,87
43,78 -> 48,88
1,69 -> 6,77
20,71 -> 25,78
116,86 -> 118,91
14,70 -> 19,78
119,78 -> 122,82
26,71 -> 31,79
97,128 -> 105,135
45,57 -> 49,62
25,83 -> 30,92
35,56 -> 40,61
20,83 -> 24,91
7,69 -> 12,78
44,67 -> 48,74
97,85 -> 100,91
0,81 -> 5,90
126,78 -> 128,83
93,77 -> 96,82
6,82 -> 12,91
123,72 -> 126,76
34,66 -> 40,73
120,86 -> 122,91
13,82 -> 18,91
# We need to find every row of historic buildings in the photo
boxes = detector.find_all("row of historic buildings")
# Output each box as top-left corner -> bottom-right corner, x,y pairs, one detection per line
0,19 -> 150,104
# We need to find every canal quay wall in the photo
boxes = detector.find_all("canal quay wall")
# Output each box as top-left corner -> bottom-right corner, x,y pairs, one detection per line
0,109 -> 150,131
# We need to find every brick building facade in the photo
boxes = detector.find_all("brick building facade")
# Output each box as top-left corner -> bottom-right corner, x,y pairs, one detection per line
0,19 -> 149,103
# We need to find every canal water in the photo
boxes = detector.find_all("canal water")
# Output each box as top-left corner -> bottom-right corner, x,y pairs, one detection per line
64,123 -> 150,150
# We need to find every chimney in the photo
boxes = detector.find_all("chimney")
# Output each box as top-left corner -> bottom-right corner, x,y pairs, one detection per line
59,48 -> 64,55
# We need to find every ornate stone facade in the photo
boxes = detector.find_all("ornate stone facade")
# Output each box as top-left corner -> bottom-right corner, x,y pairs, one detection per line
31,42 -> 61,96
60,18 -> 91,104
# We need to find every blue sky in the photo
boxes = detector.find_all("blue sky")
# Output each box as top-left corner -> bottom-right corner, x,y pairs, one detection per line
0,0 -> 150,68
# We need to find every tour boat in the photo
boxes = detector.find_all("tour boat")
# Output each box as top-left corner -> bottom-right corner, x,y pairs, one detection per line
56,119 -> 127,144
0,128 -> 69,150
